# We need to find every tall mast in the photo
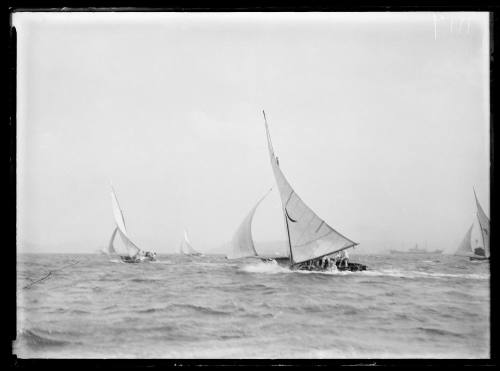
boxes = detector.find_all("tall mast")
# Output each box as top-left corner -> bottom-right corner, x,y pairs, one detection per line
473,188 -> 487,254
110,184 -> 127,230
263,110 -> 294,264
284,208 -> 294,265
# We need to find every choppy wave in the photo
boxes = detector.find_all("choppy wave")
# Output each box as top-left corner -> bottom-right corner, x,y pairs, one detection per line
360,269 -> 489,280
168,303 -> 232,316
240,261 -> 489,280
130,278 -> 163,283
240,261 -> 341,275
416,327 -> 463,338
241,261 -> 290,274
136,308 -> 161,314
17,329 -> 77,349
16,253 -> 490,358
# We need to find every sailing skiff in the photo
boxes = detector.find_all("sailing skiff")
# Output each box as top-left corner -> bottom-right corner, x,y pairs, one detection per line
179,230 -> 202,256
455,189 -> 490,261
108,186 -> 157,263
262,111 -> 366,272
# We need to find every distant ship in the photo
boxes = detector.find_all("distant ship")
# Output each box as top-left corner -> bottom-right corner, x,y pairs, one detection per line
390,245 -> 443,254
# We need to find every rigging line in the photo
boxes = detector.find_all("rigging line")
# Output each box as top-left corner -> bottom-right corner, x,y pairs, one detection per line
111,185 -> 128,231
23,260 -> 80,290
283,206 -> 294,265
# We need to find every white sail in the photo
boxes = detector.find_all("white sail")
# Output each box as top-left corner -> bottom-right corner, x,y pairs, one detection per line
473,189 -> 490,258
263,111 -> 358,265
227,188 -> 273,259
107,226 -> 135,257
455,224 -> 473,256
180,230 -> 201,255
110,187 -> 141,258
110,186 -> 128,235
107,227 -> 118,255
107,225 -> 132,257
470,217 -> 485,256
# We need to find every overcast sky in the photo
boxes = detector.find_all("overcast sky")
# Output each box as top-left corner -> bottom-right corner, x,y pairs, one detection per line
15,12 -> 490,254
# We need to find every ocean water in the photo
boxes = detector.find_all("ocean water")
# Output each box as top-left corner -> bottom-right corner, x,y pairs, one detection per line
15,253 -> 490,358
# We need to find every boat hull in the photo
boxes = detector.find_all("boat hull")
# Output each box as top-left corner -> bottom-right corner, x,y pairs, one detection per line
295,261 -> 367,272
264,257 -> 367,272
338,262 -> 367,272
120,255 -> 157,263
469,256 -> 489,261
120,256 -> 142,264
261,257 -> 291,267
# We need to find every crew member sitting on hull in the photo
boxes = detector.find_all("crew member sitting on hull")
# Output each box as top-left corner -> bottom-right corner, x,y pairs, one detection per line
322,257 -> 331,270
323,257 -> 330,270
144,251 -> 157,261
329,258 -> 338,271
331,252 -> 340,267
327,257 -> 333,270
338,250 -> 349,268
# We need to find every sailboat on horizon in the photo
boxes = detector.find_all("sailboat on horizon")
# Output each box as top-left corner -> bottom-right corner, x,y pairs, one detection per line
262,111 -> 366,272
108,186 -> 157,263
179,230 -> 202,256
455,189 -> 490,261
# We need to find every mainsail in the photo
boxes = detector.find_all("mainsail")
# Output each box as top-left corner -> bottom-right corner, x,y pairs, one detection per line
456,190 -> 491,259
180,230 -> 201,255
473,189 -> 490,258
227,188 -> 273,259
110,186 -> 142,258
263,111 -> 358,265
471,217 -> 485,256
454,224 -> 473,256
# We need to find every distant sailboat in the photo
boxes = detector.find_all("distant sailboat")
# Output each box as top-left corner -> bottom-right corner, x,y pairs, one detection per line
456,189 -> 490,261
180,230 -> 202,256
455,225 -> 474,256
226,188 -> 287,263
108,186 -> 156,263
262,111 -> 366,272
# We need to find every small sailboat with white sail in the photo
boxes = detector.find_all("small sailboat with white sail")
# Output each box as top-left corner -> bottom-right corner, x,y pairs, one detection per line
262,111 -> 366,272
179,230 -> 202,256
455,189 -> 490,261
108,186 -> 157,263
226,188 -> 289,264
